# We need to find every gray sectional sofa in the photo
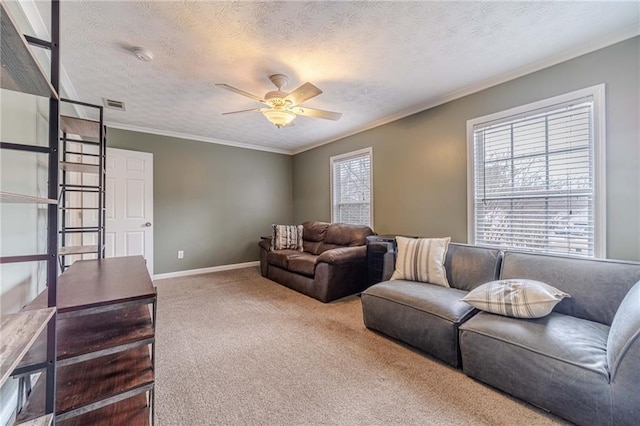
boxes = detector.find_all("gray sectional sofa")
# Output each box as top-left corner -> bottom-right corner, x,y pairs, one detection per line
361,243 -> 640,426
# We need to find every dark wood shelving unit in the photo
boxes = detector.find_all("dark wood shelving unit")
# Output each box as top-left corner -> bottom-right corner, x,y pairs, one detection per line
0,309 -> 55,384
16,304 -> 154,371
58,245 -> 99,256
60,115 -> 101,140
15,256 -> 156,425
18,346 -> 154,423
0,192 -> 57,204
55,394 -> 150,426
15,414 -> 53,426
28,256 -> 157,315
0,2 -> 57,98
58,103 -> 106,272
1,0 -> 59,423
58,161 -> 100,174
3,2 -> 154,424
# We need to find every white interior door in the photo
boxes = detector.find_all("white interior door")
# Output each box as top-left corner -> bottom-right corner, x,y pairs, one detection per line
105,148 -> 154,275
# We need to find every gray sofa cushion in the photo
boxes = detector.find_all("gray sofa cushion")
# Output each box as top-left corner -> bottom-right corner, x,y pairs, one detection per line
461,311 -> 610,376
362,280 -> 477,367
500,251 -> 640,325
460,311 -> 611,426
444,244 -> 502,292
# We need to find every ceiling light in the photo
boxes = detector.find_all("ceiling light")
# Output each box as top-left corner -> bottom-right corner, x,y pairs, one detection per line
132,47 -> 153,62
262,108 -> 296,128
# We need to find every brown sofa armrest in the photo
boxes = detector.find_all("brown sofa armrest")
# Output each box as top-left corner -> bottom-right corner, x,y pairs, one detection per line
259,238 -> 272,251
317,246 -> 367,265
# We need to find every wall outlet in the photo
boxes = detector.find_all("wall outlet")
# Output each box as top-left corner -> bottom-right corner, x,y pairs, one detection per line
177,250 -> 184,259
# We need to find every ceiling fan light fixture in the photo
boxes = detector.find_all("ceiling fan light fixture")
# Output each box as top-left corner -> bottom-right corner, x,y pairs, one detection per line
262,108 -> 296,128
218,73 -> 341,126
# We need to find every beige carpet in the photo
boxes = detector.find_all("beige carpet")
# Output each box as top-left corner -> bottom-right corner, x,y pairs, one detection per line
154,267 -> 568,425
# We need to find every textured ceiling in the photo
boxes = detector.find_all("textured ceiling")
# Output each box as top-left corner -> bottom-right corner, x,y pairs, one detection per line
30,1 -> 640,154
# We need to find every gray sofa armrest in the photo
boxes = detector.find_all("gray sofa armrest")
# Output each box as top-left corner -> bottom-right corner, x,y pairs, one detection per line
608,280 -> 640,425
317,246 -> 367,265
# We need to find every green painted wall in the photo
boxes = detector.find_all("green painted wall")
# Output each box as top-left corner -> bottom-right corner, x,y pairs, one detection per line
107,129 -> 293,274
293,37 -> 640,261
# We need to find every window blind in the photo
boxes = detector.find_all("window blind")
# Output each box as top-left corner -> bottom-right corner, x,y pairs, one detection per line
331,150 -> 372,227
472,98 -> 595,257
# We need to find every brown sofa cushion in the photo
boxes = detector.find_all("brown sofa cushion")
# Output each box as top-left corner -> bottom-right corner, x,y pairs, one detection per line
325,223 -> 374,246
316,243 -> 342,254
303,241 -> 323,255
288,254 -> 318,277
302,221 -> 332,254
302,221 -> 330,242
267,249 -> 304,270
300,221 -> 375,254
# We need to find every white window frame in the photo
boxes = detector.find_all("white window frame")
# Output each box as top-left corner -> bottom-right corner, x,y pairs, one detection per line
330,147 -> 374,228
466,84 -> 606,258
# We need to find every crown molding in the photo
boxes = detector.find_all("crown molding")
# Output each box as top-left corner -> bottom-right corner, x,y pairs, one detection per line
105,122 -> 293,155
292,25 -> 639,155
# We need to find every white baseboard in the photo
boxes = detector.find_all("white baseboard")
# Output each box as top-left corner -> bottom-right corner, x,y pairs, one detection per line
153,261 -> 260,281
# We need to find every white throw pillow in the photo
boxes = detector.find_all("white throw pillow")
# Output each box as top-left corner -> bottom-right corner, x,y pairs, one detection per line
462,279 -> 570,319
270,224 -> 303,251
390,236 -> 451,287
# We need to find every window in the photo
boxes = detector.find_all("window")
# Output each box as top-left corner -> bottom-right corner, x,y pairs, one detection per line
331,147 -> 373,227
467,85 -> 605,258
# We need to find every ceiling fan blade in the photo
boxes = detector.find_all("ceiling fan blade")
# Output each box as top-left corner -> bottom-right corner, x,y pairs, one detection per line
222,108 -> 262,115
291,106 -> 342,121
216,84 -> 264,103
284,82 -> 322,106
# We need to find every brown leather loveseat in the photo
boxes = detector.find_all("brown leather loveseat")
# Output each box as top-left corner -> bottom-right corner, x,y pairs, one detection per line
259,221 -> 375,302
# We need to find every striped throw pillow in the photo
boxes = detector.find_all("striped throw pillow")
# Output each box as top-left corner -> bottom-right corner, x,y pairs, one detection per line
390,236 -> 451,287
462,279 -> 570,318
271,224 -> 304,251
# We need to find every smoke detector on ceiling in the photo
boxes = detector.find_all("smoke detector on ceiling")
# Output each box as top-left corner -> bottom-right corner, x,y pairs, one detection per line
131,47 -> 153,62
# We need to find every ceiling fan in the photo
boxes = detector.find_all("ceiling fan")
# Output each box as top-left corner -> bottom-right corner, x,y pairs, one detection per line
216,74 -> 342,128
